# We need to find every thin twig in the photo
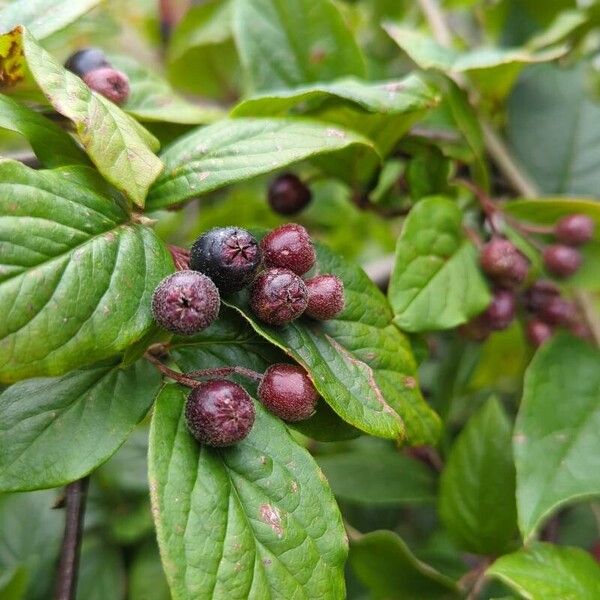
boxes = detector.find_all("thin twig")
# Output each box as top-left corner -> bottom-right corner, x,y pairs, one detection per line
144,353 -> 206,388
574,291 -> 600,347
186,366 -> 263,383
54,477 -> 90,600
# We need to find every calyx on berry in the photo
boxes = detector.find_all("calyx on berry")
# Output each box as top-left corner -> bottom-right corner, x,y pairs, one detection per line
304,274 -> 345,320
268,173 -> 312,215
83,68 -> 130,105
250,268 -> 308,326
258,363 -> 318,422
185,380 -> 255,447
480,238 -> 529,288
151,270 -> 220,336
260,223 -> 316,276
190,227 -> 261,294
543,244 -> 582,278
554,214 -> 595,246
482,289 -> 516,331
64,47 -> 110,77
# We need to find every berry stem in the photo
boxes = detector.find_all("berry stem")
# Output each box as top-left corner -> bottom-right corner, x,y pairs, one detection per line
145,353 -> 204,388
167,245 -> 190,271
186,366 -> 264,383
455,178 -> 500,233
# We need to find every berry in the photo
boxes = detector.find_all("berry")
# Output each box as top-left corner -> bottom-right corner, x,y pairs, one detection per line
268,173 -> 312,215
305,274 -> 345,320
483,289 -> 516,330
190,227 -> 261,294
258,364 -> 318,421
260,224 -> 316,276
539,297 -> 577,326
523,279 -> 560,312
185,380 -> 255,447
151,270 -> 220,335
64,47 -> 110,77
250,268 -> 308,326
83,68 -> 130,105
480,238 -> 529,288
543,244 -> 582,278
526,319 -> 554,348
569,321 -> 592,340
555,214 -> 594,246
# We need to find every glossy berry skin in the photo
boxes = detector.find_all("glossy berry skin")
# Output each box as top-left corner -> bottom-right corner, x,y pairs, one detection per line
250,268 -> 308,326
260,224 -> 316,276
539,297 -> 576,326
258,364 -> 319,422
190,227 -> 261,294
185,380 -> 255,447
151,270 -> 220,336
64,47 -> 110,77
480,238 -> 529,289
483,289 -> 516,331
543,244 -> 582,278
526,319 -> 554,348
523,279 -> 560,313
555,214 -> 594,246
305,274 -> 345,320
268,173 -> 312,215
83,68 -> 130,105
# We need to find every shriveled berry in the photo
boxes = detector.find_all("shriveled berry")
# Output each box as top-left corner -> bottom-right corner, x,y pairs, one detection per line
483,289 -> 516,330
304,274 -> 345,320
555,214 -> 595,246
260,224 -> 316,276
83,68 -> 130,105
480,238 -> 529,288
539,297 -> 577,326
268,173 -> 312,215
250,268 -> 308,326
523,279 -> 560,313
526,319 -> 554,348
258,363 -> 318,421
190,227 -> 261,294
543,244 -> 582,278
65,47 -> 110,77
185,380 -> 255,447
151,270 -> 220,335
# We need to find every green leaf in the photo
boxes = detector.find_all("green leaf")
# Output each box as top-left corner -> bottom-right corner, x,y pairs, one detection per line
226,241 -> 441,444
76,535 -> 126,600
233,0 -> 365,92
149,385 -> 347,599
389,196 -> 491,332
0,161 -> 174,382
439,398 -> 518,555
290,401 -> 362,442
0,0 -> 101,40
487,542 -> 600,600
349,530 -> 460,600
0,566 -> 27,600
0,93 -> 89,167
129,541 -> 170,600
514,334 -> 600,540
0,27 -> 162,207
147,117 -> 378,210
0,359 -> 160,491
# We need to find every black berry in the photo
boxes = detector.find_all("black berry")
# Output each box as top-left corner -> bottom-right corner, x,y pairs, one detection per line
268,173 -> 312,215
538,297 -> 577,326
523,279 -> 560,313
258,363 -> 318,422
151,270 -> 220,335
83,68 -> 130,105
304,274 -> 345,320
190,227 -> 261,294
543,244 -> 582,278
64,47 -> 110,77
260,224 -> 316,276
555,214 -> 594,246
480,238 -> 529,288
185,380 -> 255,447
483,289 -> 516,330
526,319 -> 554,348
250,268 -> 308,326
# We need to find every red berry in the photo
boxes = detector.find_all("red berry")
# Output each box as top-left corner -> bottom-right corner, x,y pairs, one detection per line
260,224 -> 316,276
258,364 -> 319,421
305,274 -> 345,320
480,238 -> 529,288
83,67 -> 130,105
539,297 -> 577,326
526,319 -> 554,348
250,268 -> 308,326
483,289 -> 516,330
555,214 -> 594,246
543,244 -> 582,278
268,174 -> 312,215
185,380 -> 255,447
522,279 -> 560,312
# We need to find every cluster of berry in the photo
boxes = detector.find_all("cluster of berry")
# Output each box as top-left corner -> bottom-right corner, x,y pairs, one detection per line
462,213 -> 595,345
64,47 -> 130,105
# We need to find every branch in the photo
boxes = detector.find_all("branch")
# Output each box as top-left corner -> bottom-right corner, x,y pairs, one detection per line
54,477 -> 90,600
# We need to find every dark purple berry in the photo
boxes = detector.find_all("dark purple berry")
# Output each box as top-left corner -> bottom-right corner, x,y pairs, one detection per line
83,68 -> 130,105
64,47 -> 110,77
483,289 -> 516,330
250,268 -> 308,326
260,224 -> 316,276
267,173 -> 312,215
190,227 -> 261,294
538,297 -> 577,326
523,279 -> 560,313
480,238 -> 529,288
258,363 -> 319,422
304,274 -> 345,320
543,244 -> 582,278
555,214 -> 595,246
526,319 -> 554,348
151,270 -> 220,335
185,380 -> 255,447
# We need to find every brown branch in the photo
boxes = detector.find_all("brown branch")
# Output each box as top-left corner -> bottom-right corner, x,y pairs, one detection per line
145,352 -> 206,388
